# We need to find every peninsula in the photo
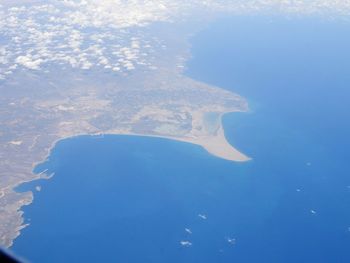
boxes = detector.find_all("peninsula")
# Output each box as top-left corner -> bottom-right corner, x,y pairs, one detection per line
0,0 -> 253,248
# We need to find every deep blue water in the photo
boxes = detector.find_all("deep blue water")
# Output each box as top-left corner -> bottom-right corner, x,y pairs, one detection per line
13,16 -> 350,262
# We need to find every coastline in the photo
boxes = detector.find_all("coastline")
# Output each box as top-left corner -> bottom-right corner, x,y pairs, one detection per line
122,113 -> 250,162
7,110 -> 249,248
30,110 -> 251,183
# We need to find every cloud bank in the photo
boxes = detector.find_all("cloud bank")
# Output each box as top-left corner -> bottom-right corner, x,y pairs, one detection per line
0,0 -> 349,80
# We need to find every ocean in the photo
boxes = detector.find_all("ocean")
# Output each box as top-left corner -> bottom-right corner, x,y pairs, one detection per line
12,15 -> 350,262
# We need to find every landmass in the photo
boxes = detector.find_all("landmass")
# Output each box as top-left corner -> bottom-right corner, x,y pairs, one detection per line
1,0 -> 348,249
0,65 -> 249,247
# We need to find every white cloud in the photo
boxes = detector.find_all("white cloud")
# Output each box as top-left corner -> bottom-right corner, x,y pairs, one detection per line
185,228 -> 192,234
198,214 -> 207,219
180,240 -> 192,247
15,55 -> 43,70
0,0 -> 349,79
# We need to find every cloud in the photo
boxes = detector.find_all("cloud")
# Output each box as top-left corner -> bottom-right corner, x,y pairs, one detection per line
0,1 -> 173,76
185,228 -> 192,234
15,55 -> 43,70
0,0 -> 349,80
198,214 -> 207,220
180,240 -> 192,247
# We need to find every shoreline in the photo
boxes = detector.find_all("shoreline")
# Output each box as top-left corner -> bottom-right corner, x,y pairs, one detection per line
15,111 -> 250,193
8,112 -> 250,248
34,112 -> 251,176
122,114 -> 250,162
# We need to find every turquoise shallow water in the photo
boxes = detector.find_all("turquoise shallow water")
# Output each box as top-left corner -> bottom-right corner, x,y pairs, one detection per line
13,16 -> 350,262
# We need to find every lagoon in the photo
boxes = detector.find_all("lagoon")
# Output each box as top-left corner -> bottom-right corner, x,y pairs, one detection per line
13,15 -> 350,262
